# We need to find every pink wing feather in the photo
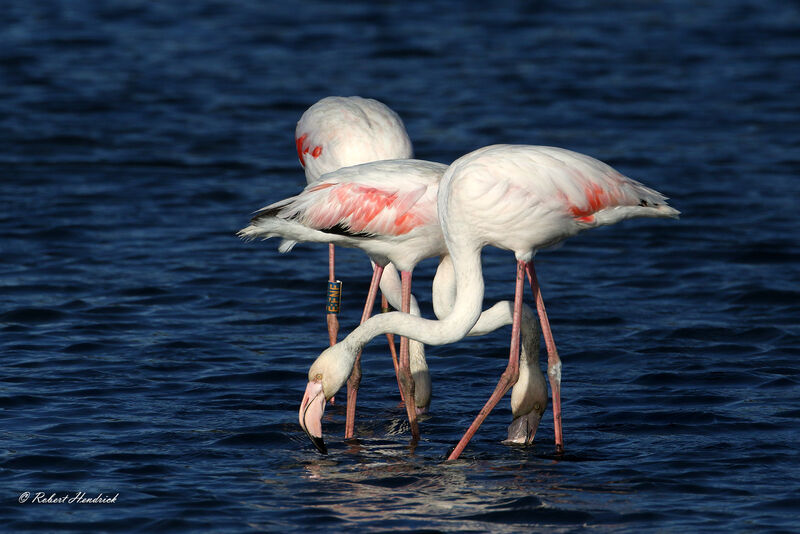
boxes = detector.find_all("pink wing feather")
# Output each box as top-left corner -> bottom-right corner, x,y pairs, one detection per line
297,182 -> 432,236
265,159 -> 443,238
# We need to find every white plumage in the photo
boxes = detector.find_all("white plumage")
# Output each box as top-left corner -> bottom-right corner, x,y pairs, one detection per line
442,145 -> 679,259
240,159 -> 445,271
296,96 -> 413,184
300,144 -> 679,458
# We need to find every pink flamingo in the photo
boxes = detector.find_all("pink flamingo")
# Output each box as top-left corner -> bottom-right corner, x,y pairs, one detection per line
240,159 -> 551,453
297,144 -> 679,459
241,159 -> 442,448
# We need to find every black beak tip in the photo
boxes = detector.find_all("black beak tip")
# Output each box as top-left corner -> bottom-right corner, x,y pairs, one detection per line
311,435 -> 328,455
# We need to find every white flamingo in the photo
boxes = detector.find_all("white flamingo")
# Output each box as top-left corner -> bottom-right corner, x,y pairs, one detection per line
293,96 -> 422,432
297,144 -> 679,459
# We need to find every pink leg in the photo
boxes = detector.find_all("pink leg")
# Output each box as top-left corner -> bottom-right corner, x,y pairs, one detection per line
326,244 -> 339,347
526,261 -> 563,453
398,271 -> 420,441
447,261 -> 525,460
344,264 -> 384,439
381,294 -> 404,403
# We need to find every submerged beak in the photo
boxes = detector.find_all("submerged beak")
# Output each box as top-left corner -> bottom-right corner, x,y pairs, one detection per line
504,410 -> 543,445
299,380 -> 327,454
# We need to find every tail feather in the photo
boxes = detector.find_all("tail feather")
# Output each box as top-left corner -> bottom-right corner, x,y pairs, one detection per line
278,239 -> 297,253
237,196 -> 304,245
238,213 -> 355,250
249,197 -> 295,225
589,201 -> 680,227
575,173 -> 680,227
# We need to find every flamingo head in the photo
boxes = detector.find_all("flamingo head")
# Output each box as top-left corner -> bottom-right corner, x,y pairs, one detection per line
504,361 -> 548,445
504,403 -> 546,445
299,379 -> 327,454
298,343 -> 354,454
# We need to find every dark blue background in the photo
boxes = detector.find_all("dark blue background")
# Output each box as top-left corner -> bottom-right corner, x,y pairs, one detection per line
2,1 -> 799,531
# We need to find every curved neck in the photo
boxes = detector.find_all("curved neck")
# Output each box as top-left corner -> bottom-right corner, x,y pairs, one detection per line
431,254 -> 456,319
469,300 -> 540,363
341,243 -> 484,354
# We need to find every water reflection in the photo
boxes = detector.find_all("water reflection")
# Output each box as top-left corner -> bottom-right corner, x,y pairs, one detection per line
296,443 -> 599,531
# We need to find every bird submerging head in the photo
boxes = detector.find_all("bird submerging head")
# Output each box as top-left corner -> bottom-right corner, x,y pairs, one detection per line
249,96 -> 440,443
240,158 -> 444,449
291,144 -> 679,459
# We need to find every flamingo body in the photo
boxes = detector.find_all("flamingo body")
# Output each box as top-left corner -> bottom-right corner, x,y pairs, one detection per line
441,145 -> 679,260
240,159 -> 446,272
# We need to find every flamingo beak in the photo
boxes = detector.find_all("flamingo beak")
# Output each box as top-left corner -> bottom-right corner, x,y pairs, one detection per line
504,410 -> 543,445
299,380 -> 327,454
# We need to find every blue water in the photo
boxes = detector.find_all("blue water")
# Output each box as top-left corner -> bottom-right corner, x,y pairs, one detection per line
2,0 -> 799,531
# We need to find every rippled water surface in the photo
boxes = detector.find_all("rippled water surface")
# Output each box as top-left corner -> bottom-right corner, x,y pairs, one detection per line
2,1 -> 799,532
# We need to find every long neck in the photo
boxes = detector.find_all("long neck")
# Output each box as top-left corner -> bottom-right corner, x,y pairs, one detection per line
431,254 -> 456,319
468,300 -> 540,362
339,242 -> 484,355
431,255 -> 541,362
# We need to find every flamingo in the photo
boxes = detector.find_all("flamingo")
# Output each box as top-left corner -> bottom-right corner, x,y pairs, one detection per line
295,96 -> 413,348
239,159 -> 551,453
297,144 -> 679,459
293,96 -> 421,430
241,159 -> 443,447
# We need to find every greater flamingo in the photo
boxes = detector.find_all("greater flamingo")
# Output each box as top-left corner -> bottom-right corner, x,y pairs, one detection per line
240,159 -> 551,453
295,96 -> 413,349
241,159 -> 444,448
294,96 -> 424,429
298,144 -> 679,459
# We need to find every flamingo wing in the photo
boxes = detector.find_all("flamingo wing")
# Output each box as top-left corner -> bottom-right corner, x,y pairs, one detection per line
454,145 -> 678,230
252,159 -> 443,238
